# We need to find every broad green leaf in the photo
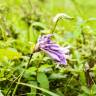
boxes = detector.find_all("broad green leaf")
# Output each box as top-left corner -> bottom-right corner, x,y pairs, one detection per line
0,48 -> 22,60
37,72 -> 49,90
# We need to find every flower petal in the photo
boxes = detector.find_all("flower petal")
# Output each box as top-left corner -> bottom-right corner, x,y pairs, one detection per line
35,34 -> 69,65
41,48 -> 67,64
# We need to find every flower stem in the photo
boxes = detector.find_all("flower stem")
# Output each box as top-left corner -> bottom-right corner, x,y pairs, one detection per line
51,19 -> 59,34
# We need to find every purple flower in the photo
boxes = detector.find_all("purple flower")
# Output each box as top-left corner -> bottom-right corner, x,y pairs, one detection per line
34,34 -> 69,65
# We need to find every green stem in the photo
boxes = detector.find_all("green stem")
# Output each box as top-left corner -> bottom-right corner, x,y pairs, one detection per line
12,72 -> 24,96
5,72 -> 23,96
51,19 -> 59,34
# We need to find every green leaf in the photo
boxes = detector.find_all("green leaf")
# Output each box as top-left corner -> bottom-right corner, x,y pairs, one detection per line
0,48 -> 22,60
37,72 -> 49,90
32,22 -> 46,30
0,90 -> 4,96
79,71 -> 86,85
91,84 -> 96,94
24,67 -> 37,79
38,64 -> 52,72
49,73 -> 67,80
81,86 -> 89,94
29,24 -> 38,43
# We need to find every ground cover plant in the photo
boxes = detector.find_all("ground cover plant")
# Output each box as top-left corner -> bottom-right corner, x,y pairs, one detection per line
0,0 -> 96,96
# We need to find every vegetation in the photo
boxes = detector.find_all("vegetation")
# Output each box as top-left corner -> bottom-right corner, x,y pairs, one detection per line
0,0 -> 96,96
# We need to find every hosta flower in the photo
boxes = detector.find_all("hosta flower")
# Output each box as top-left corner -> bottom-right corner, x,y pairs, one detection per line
34,34 -> 69,65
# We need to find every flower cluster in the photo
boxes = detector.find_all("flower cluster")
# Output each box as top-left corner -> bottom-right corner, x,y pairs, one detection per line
34,34 -> 69,65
